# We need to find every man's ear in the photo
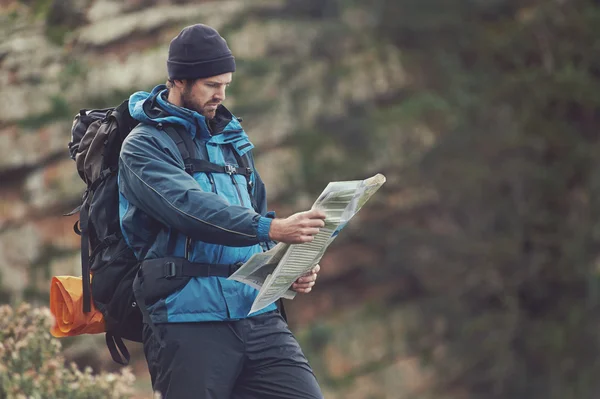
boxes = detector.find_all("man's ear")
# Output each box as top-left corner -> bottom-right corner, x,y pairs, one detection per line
172,79 -> 186,89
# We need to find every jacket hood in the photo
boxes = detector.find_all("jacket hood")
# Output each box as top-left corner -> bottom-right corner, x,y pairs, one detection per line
128,84 -> 245,141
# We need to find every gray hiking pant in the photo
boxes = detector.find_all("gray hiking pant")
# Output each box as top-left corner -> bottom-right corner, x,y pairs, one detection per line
142,311 -> 324,399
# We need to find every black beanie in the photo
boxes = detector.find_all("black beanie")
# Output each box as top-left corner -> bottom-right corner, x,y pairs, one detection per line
167,24 -> 236,80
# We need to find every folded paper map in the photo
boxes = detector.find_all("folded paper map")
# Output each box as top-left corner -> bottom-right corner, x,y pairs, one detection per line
229,173 -> 386,314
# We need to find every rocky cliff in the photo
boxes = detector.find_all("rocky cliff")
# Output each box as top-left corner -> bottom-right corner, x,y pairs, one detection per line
0,1 -> 423,398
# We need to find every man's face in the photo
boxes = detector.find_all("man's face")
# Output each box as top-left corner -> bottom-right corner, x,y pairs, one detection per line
180,72 -> 232,119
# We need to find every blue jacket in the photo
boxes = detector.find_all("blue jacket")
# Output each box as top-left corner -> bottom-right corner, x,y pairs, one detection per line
118,84 -> 277,323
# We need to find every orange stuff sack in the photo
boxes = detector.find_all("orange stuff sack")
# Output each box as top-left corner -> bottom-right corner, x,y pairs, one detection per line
50,276 -> 105,337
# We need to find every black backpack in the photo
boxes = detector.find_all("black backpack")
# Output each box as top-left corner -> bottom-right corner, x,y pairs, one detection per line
67,100 -> 143,365
67,99 -> 260,365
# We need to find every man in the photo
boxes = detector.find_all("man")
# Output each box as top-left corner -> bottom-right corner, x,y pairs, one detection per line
118,24 -> 326,398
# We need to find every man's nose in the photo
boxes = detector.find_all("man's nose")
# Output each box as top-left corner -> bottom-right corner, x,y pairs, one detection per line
215,86 -> 226,102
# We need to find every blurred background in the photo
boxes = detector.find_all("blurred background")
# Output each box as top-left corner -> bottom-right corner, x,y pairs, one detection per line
2,0 -> 600,398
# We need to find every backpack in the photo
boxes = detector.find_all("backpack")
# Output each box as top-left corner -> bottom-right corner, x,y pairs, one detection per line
67,100 -> 142,365
67,99 -> 261,365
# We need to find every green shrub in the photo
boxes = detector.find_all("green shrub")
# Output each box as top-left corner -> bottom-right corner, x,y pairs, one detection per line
0,303 -> 135,399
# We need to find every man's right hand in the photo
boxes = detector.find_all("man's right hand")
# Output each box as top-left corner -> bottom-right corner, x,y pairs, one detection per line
268,209 -> 327,244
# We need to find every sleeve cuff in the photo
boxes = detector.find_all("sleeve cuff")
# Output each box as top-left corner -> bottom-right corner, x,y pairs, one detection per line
257,216 -> 273,242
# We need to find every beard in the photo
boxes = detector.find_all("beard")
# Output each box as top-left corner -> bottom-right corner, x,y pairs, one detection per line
182,85 -> 218,119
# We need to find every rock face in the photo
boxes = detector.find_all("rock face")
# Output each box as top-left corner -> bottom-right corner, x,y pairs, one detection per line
0,0 -> 421,396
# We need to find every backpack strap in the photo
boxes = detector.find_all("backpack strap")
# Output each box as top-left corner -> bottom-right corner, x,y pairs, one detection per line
80,190 -> 92,313
113,100 -> 137,141
185,159 -> 252,177
230,148 -> 259,212
160,124 -> 196,168
278,298 -> 287,322
160,126 -> 256,203
160,124 -> 252,177
140,257 -> 243,281
105,333 -> 131,366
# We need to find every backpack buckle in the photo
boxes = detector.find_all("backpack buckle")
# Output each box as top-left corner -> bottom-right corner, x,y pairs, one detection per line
229,262 -> 243,276
225,164 -> 236,175
164,262 -> 177,279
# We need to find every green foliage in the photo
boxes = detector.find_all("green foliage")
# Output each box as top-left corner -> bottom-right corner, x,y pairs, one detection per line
19,0 -> 54,19
18,95 -> 72,130
305,322 -> 334,352
369,0 -> 600,398
282,0 -> 600,397
236,59 -> 273,78
0,303 -> 135,399
45,24 -> 70,46
16,0 -> 87,45
282,0 -> 340,20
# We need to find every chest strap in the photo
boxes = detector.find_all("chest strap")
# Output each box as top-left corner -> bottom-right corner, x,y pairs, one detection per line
140,257 -> 242,282
159,124 -> 258,212
184,158 -> 252,177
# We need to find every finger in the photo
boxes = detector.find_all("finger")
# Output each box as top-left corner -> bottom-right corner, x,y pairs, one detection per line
302,228 -> 320,237
306,209 -> 327,220
297,274 -> 316,283
297,233 -> 318,244
293,285 -> 313,293
305,219 -> 326,228
293,281 -> 316,289
301,265 -> 319,277
298,235 -> 314,244
293,278 -> 315,286
293,285 -> 313,292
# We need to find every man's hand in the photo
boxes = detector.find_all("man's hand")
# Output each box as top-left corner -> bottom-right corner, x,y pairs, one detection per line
292,264 -> 320,294
269,209 -> 326,244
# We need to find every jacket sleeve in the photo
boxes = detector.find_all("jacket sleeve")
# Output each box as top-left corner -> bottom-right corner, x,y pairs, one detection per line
252,164 -> 268,216
252,167 -> 278,250
118,128 -> 273,247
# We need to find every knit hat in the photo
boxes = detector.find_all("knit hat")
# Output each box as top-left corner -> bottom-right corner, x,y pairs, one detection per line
167,24 -> 236,80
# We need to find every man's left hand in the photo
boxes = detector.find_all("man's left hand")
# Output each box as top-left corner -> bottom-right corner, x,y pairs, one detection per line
292,264 -> 320,294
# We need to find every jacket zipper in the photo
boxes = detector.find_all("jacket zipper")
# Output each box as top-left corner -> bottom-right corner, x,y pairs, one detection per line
230,174 -> 246,207
185,237 -> 192,260
207,173 -> 218,194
